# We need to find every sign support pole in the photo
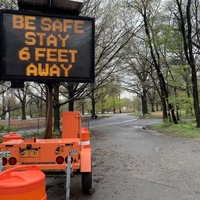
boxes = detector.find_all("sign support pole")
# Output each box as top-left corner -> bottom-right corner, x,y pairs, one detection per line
44,83 -> 53,139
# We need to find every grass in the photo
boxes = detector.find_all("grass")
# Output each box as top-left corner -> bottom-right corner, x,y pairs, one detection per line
153,121 -> 200,139
131,111 -> 200,139
132,111 -> 200,139
131,112 -> 142,117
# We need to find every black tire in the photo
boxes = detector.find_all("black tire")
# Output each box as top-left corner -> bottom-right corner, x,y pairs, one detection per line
82,172 -> 92,194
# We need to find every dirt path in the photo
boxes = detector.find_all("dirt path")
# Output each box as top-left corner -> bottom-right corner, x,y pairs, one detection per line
0,118 -> 46,130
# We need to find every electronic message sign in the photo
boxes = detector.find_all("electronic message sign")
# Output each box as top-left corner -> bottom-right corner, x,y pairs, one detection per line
0,10 -> 95,83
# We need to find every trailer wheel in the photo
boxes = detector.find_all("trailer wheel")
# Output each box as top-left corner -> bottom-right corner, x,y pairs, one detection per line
82,172 -> 92,194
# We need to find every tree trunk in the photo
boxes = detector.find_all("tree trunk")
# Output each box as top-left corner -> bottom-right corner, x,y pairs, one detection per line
141,89 -> 148,116
187,1 -> 200,127
148,91 -> 156,112
38,91 -> 44,117
155,102 -> 159,111
29,102 -> 33,118
160,94 -> 167,120
68,83 -> 75,111
2,93 -> 6,119
118,93 -> 122,113
68,100 -> 74,111
151,102 -> 155,112
21,102 -> 26,120
191,68 -> 200,127
112,96 -> 116,114
186,81 -> 193,115
81,101 -> 85,115
91,95 -> 97,118
91,83 -> 97,119
176,0 -> 200,127
54,104 -> 60,132
176,109 -> 180,121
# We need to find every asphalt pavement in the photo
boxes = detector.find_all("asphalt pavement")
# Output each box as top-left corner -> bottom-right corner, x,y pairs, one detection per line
47,113 -> 200,200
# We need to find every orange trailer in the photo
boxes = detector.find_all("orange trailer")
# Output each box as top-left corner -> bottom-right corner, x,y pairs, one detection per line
0,111 -> 92,197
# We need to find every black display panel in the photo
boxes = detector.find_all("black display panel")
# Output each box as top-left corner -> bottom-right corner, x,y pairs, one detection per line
0,10 -> 95,83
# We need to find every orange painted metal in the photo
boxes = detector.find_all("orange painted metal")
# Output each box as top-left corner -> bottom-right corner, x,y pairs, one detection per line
62,111 -> 81,138
0,165 -> 46,200
0,112 -> 92,173
2,132 -> 22,142
80,148 -> 91,172
80,127 -> 90,148
0,138 -> 80,171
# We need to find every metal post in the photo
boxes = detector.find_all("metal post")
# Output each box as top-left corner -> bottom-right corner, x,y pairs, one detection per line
44,83 -> 53,139
66,154 -> 72,200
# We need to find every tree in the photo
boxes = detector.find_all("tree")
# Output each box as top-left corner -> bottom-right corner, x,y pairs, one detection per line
127,0 -> 178,123
147,87 -> 159,112
12,82 -> 32,120
173,0 -> 200,127
88,0 -> 137,117
122,41 -> 153,116
1,0 -> 18,9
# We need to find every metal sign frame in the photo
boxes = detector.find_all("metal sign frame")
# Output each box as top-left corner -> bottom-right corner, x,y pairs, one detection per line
0,10 -> 95,83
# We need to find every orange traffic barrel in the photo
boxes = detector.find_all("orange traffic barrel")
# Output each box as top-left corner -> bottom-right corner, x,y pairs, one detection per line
80,127 -> 90,148
2,132 -> 22,142
0,165 -> 47,200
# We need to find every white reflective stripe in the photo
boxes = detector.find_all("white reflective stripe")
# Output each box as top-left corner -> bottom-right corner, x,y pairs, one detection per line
81,140 -> 90,146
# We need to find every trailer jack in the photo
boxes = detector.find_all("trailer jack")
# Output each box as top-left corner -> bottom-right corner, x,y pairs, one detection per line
66,153 -> 72,200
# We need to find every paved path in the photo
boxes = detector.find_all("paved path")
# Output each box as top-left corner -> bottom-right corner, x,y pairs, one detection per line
47,114 -> 200,199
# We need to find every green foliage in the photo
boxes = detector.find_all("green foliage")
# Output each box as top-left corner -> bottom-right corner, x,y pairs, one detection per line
0,125 -> 17,133
3,126 -> 17,132
0,125 -> 4,131
167,65 -> 190,88
0,127 -> 17,143
166,64 -> 193,118
153,121 -> 200,138
169,93 -> 193,115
